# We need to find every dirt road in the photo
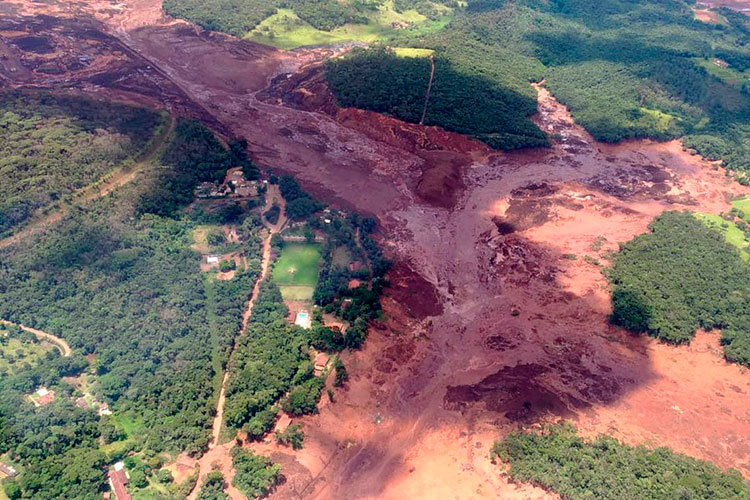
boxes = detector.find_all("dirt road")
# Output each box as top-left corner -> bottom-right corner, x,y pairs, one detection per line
188,184 -> 287,500
0,112 -> 176,250
0,319 -> 72,357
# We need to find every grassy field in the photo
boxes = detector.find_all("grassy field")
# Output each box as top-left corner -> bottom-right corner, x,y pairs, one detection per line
696,58 -> 750,86
247,2 -> 450,49
191,224 -> 224,254
273,243 -> 322,286
694,213 -> 750,260
392,47 -> 435,58
0,336 -> 52,375
331,246 -> 352,269
101,414 -> 144,457
272,243 -> 321,300
732,196 -> 750,220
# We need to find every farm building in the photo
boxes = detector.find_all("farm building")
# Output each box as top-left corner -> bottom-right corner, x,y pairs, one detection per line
32,387 -> 55,407
0,464 -> 18,478
108,462 -> 131,500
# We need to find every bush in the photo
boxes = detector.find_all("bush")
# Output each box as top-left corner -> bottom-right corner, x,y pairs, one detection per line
242,407 -> 278,441
219,259 -> 236,272
231,448 -> 282,498
264,204 -> 280,225
310,326 -> 345,352
333,357 -> 348,387
282,377 -> 324,416
275,422 -> 304,450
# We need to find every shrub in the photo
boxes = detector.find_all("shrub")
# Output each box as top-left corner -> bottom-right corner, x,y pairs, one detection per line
275,422 -> 305,450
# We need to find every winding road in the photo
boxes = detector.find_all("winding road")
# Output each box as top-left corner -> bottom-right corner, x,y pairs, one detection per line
0,113 -> 176,251
0,319 -> 72,357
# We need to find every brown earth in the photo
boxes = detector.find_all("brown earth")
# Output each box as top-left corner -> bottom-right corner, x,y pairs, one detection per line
3,1 -> 750,499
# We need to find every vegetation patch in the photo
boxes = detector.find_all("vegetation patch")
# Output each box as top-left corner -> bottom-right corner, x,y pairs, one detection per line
223,281 -> 314,433
326,48 -> 548,150
230,448 -> 281,498
0,91 -> 164,236
609,211 -> 750,364
495,423 -> 750,500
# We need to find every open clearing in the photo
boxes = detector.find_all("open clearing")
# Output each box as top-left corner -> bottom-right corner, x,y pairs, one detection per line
695,213 -> 750,260
272,242 -> 321,290
247,2 -> 449,49
0,335 -> 53,375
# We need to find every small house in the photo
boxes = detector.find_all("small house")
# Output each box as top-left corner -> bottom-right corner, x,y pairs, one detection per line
108,462 -> 131,500
314,352 -> 330,374
33,387 -> 55,407
0,464 -> 18,478
206,255 -> 220,265
99,402 -> 113,416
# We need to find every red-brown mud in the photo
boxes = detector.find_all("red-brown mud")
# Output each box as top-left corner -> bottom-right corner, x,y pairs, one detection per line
4,1 -> 750,499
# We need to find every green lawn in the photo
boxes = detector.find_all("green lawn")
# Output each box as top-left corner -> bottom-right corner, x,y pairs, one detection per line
694,213 -> 750,260
278,285 -> 315,301
0,336 -> 52,375
247,2 -> 450,49
392,47 -> 435,58
272,243 -> 321,287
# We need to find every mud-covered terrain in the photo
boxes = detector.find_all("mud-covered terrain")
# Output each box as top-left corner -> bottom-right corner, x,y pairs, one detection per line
3,1 -> 750,499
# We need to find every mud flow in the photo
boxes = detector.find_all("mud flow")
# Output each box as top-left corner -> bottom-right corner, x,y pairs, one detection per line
3,1 -> 750,498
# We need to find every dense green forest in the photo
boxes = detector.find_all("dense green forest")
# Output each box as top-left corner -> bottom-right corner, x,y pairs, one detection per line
402,0 -> 750,164
326,48 -> 549,149
609,211 -> 750,365
0,117 -> 261,498
0,91 -> 164,236
495,423 -> 750,499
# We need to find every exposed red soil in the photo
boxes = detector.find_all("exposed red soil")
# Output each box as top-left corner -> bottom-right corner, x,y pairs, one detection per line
4,1 -> 750,499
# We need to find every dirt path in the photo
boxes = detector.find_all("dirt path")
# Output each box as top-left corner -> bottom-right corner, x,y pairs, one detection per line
0,112 -> 176,251
419,54 -> 435,126
189,184 -> 287,500
0,319 -> 72,357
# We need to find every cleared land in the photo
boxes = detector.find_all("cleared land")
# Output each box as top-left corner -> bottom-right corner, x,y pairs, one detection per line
694,213 -> 750,260
0,334 -> 53,375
